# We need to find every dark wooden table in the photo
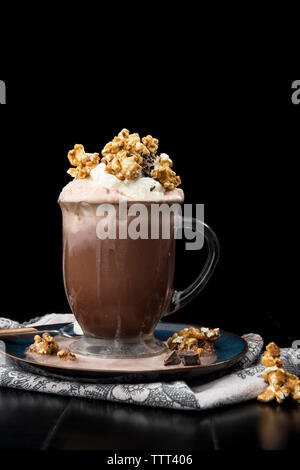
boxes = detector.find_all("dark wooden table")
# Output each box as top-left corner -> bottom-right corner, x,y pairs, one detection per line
0,317 -> 299,451
0,388 -> 299,450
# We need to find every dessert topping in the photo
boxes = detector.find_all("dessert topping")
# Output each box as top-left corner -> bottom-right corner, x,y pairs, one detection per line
152,155 -> 181,191
101,129 -> 145,180
142,135 -> 159,154
66,129 -> 182,190
68,144 -> 100,179
101,129 -> 181,190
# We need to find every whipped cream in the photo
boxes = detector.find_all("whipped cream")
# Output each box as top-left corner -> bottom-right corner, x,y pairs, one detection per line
89,162 -> 165,199
59,162 -> 184,204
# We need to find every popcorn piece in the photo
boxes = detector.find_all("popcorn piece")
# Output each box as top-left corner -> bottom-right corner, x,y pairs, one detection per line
275,386 -> 290,404
120,156 -> 142,179
28,333 -> 59,355
267,368 -> 287,389
105,155 -> 143,181
102,129 -> 151,180
292,382 -> 300,403
201,341 -> 215,353
152,154 -> 181,190
68,144 -> 100,179
167,326 -> 220,356
126,133 -> 144,152
261,350 -> 283,368
57,348 -> 76,361
102,129 -> 128,159
258,386 -> 276,403
262,366 -> 280,382
102,129 -> 147,162
167,333 -> 182,350
118,128 -> 130,139
258,342 -> 300,405
266,342 -> 281,357
142,135 -> 159,154
172,336 -> 184,344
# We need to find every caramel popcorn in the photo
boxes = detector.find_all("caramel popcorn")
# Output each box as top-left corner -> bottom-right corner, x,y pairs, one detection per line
101,129 -> 147,180
258,342 -> 300,405
266,342 -> 281,357
293,382 -> 300,403
28,333 -> 59,355
261,351 -> 283,368
101,129 -> 181,189
167,327 -> 220,356
68,144 -> 100,179
105,154 -> 143,180
152,154 -> 181,190
57,348 -> 76,361
142,135 -> 159,154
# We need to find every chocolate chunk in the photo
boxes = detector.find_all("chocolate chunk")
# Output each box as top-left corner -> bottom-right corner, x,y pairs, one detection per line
164,350 -> 181,366
141,153 -> 156,177
180,352 -> 201,367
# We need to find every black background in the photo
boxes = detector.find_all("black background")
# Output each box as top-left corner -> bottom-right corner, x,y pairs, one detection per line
0,77 -> 298,346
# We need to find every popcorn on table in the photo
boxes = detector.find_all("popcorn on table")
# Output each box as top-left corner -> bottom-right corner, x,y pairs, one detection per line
258,342 -> 300,405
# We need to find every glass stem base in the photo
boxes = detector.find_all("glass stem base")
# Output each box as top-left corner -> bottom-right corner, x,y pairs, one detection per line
69,335 -> 167,359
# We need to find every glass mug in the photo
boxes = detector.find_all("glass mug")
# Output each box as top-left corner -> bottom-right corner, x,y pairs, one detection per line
59,201 -> 220,358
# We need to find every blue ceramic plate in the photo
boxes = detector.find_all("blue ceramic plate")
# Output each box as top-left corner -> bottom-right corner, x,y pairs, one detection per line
2,322 -> 248,383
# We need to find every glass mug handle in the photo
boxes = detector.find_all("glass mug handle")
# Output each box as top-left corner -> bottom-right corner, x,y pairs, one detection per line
162,218 -> 220,318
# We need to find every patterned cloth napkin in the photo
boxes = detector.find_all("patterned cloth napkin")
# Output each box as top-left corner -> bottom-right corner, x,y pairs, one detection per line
0,314 -> 299,411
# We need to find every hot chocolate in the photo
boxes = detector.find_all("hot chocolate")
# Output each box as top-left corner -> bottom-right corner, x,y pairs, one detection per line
59,130 -> 184,357
60,201 -> 178,340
